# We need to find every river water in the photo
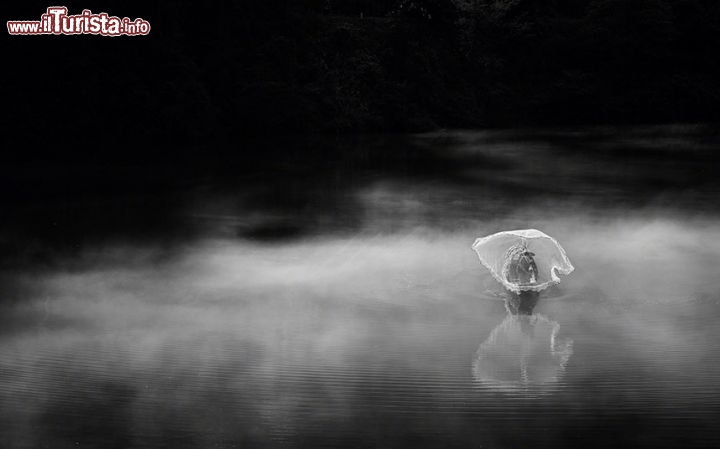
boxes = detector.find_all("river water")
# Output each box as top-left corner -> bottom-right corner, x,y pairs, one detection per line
1,127 -> 720,448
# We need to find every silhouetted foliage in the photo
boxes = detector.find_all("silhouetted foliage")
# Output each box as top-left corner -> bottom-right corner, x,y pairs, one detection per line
5,0 -> 720,154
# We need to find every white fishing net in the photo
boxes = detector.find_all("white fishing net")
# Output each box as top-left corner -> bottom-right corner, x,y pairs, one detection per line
472,229 -> 574,293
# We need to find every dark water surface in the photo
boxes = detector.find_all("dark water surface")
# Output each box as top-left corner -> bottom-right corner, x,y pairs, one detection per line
2,127 -> 720,448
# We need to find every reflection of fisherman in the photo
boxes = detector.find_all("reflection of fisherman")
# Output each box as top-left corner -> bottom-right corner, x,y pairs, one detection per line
506,291 -> 539,315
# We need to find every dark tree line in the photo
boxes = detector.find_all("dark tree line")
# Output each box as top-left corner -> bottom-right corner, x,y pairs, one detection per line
4,0 -> 720,156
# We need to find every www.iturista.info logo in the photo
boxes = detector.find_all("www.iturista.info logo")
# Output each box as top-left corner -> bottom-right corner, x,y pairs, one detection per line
7,7 -> 150,36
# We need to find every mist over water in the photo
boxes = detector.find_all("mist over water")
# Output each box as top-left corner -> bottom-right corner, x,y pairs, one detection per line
2,128 -> 720,448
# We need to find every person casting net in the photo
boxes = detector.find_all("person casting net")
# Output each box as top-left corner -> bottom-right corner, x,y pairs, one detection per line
472,229 -> 574,294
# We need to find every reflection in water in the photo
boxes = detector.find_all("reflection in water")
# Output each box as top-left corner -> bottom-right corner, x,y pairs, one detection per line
473,306 -> 573,396
504,291 -> 540,315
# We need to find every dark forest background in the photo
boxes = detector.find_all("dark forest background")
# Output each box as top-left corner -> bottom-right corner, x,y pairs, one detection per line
4,0 -> 720,154
3,0 -> 720,262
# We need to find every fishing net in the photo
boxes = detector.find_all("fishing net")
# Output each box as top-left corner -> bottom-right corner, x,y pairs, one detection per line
472,229 -> 574,293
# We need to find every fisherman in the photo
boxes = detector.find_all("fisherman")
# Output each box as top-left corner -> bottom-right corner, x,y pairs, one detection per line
503,248 -> 539,314
516,250 -> 538,285
505,245 -> 538,286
